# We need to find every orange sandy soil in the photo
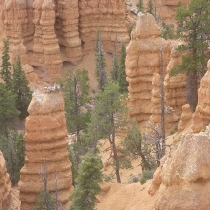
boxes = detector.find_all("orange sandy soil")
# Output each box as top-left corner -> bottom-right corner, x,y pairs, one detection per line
97,181 -> 156,210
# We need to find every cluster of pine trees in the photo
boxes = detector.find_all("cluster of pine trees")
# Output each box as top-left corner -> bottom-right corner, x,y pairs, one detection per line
0,39 -> 32,184
58,29 -> 156,210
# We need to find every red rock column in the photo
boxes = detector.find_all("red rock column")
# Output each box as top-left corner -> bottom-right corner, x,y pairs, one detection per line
19,88 -> 73,210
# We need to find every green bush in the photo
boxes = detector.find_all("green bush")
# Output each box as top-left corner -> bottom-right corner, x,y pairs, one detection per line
140,177 -> 146,185
140,170 -> 155,185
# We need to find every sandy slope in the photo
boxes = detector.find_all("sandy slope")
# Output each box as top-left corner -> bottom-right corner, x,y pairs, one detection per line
97,181 -> 156,210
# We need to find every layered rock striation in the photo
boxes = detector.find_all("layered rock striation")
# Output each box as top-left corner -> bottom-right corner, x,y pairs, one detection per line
149,126 -> 210,210
126,13 -> 170,123
2,0 -> 129,81
0,151 -> 11,209
191,60 -> 210,133
19,87 -> 73,209
79,0 -> 129,52
126,13 -> 187,129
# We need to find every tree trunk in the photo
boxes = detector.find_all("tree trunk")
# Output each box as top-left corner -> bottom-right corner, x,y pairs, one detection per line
111,137 -> 121,183
186,71 -> 198,112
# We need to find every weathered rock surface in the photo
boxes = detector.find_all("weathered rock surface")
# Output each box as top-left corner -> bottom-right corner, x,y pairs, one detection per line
126,13 -> 170,123
192,60 -> 210,133
1,0 -> 129,81
79,0 -> 129,52
178,104 -> 192,132
0,151 -> 11,209
126,13 -> 187,128
19,87 -> 73,210
149,126 -> 210,210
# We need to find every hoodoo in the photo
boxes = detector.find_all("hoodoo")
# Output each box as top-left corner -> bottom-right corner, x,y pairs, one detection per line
18,86 -> 73,209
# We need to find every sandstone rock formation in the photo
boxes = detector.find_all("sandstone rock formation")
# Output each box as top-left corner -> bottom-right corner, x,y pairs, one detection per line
149,126 -> 210,210
149,72 -> 179,130
178,104 -> 192,132
126,13 -> 187,129
1,0 -> 129,81
156,0 -> 190,24
19,87 -> 73,209
191,60 -> 210,133
0,151 -> 11,209
126,13 -> 170,123
79,0 -> 129,52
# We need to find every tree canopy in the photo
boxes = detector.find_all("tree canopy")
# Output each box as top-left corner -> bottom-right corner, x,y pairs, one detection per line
170,0 -> 210,110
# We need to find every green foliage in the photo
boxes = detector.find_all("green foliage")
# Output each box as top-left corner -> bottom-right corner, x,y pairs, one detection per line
95,28 -> 107,91
93,80 -> 128,182
94,79 -> 127,140
161,22 -> 175,40
140,177 -> 146,185
12,55 -> 32,119
0,83 -> 19,137
0,130 -> 25,184
68,139 -> 90,186
0,38 -> 12,89
170,125 -> 178,135
34,190 -> 56,210
171,0 -> 210,110
69,152 -> 103,210
0,207 -> 8,210
147,0 -> 154,15
118,40 -> 128,94
111,38 -> 119,81
137,0 -> 144,12
128,173 -> 141,183
123,125 -> 156,170
140,170 -> 154,185
60,68 -> 91,141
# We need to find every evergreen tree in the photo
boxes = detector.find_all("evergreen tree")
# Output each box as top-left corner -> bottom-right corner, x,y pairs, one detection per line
93,80 -> 128,183
118,40 -> 128,93
0,83 -> 19,138
12,55 -> 32,119
34,190 -> 56,210
0,131 -> 25,184
95,28 -> 107,91
0,39 -> 12,89
170,0 -> 210,111
60,68 -> 91,143
123,125 -> 155,170
137,0 -> 144,12
69,152 -> 103,210
147,0 -> 154,15
111,38 -> 119,81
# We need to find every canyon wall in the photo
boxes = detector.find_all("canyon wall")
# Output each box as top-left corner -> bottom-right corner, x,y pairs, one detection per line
1,0 -> 129,81
18,87 -> 73,209
149,126 -> 210,210
79,0 -> 129,52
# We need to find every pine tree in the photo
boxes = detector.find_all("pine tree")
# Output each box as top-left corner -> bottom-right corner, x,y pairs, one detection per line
118,40 -> 128,93
0,131 -> 25,184
34,190 -> 56,210
0,39 -> 12,89
137,0 -> 144,12
93,80 -> 128,183
170,0 -> 210,111
0,83 -> 19,138
12,55 -> 32,119
69,152 -> 103,210
147,0 -> 154,15
95,28 -> 107,91
123,125 -> 155,170
60,68 -> 91,142
111,38 -> 119,81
